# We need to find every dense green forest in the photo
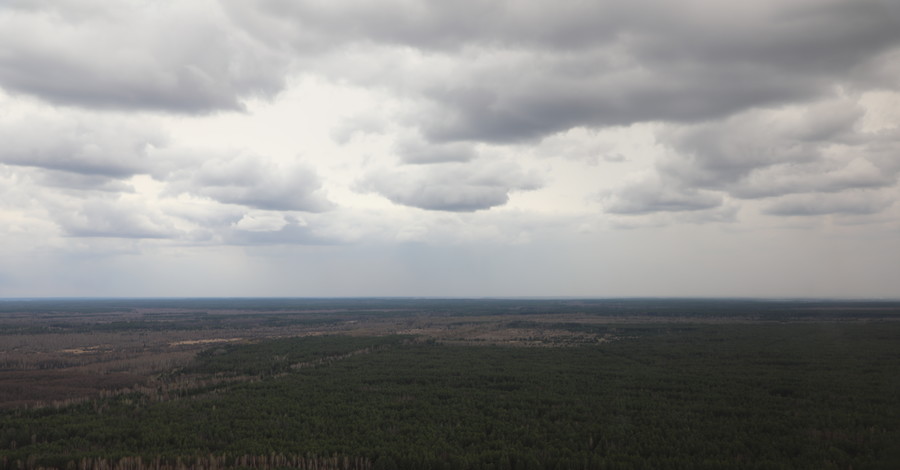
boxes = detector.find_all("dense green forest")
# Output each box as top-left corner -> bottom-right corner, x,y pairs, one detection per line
2,322 -> 899,469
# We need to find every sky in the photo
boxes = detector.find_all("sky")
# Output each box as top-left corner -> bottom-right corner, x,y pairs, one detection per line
1,0 -> 899,298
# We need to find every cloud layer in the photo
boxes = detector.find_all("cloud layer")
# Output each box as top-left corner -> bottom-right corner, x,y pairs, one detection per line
0,1 -> 284,112
1,0 -> 900,297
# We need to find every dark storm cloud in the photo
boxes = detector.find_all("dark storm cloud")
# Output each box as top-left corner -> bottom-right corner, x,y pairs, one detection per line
220,0 -> 621,52
225,0 -> 900,58
417,57 -> 820,144
419,0 -> 900,144
227,0 -> 900,143
359,162 -> 541,212
166,155 -> 333,212
0,1 -> 285,113
3,0 -> 899,132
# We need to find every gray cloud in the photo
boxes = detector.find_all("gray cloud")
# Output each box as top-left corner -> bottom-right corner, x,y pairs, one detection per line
658,100 -> 865,190
33,170 -> 137,193
220,0 -> 621,53
728,157 -> 895,200
394,134 -> 477,164
762,191 -> 894,217
226,0 -> 900,144
604,180 -> 724,215
0,113 -> 166,179
218,0 -> 900,225
607,201 -> 740,229
55,198 -> 179,239
359,161 -> 542,212
0,1 -> 285,113
417,55 -> 820,144
167,155 -> 333,212
225,0 -> 900,58
4,0 -> 899,140
609,98 -> 900,217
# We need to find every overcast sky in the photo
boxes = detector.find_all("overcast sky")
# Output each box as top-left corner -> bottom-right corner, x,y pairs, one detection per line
1,0 -> 899,298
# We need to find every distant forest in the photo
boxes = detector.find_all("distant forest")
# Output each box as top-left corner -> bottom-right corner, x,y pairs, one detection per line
1,298 -> 899,469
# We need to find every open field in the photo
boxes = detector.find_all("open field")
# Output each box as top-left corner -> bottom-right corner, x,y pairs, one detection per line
1,298 -> 900,469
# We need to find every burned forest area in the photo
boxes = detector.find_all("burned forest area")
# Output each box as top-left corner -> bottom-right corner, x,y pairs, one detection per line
1,298 -> 899,470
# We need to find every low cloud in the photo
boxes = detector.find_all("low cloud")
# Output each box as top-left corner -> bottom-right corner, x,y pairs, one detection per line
607,98 -> 900,219
729,157 -> 895,199
659,99 -> 866,191
55,198 -> 179,239
167,155 -> 333,212
762,191 -> 894,217
0,112 -> 166,180
224,213 -> 327,245
233,212 -> 292,233
607,202 -> 740,229
359,161 -> 542,212
33,170 -> 137,193
393,133 -> 478,164
604,179 -> 723,215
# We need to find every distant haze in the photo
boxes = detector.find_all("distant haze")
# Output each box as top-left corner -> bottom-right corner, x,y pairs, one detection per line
1,0 -> 899,298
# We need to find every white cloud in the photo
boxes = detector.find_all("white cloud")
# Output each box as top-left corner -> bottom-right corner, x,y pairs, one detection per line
233,213 -> 292,232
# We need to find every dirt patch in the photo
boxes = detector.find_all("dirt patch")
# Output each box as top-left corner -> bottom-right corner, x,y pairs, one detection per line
169,338 -> 243,347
